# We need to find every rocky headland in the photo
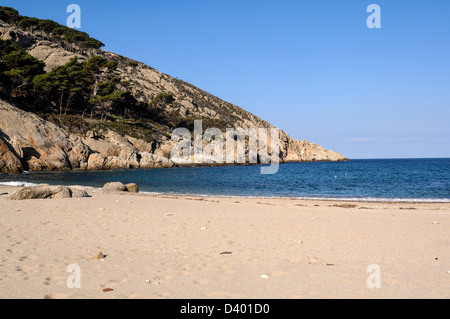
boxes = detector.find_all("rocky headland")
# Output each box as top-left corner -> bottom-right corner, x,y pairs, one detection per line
0,7 -> 347,174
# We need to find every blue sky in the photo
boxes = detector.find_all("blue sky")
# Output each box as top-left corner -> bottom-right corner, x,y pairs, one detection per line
3,0 -> 450,159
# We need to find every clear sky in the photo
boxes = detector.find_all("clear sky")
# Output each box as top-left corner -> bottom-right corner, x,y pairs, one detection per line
3,0 -> 450,159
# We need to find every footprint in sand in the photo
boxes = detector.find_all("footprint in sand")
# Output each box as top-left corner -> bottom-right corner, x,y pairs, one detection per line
193,278 -> 210,285
43,277 -> 51,286
107,278 -> 129,284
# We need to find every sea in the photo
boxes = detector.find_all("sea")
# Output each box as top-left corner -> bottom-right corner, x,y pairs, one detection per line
0,158 -> 449,202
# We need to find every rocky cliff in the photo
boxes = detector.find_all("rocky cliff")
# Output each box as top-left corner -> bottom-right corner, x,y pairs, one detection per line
0,100 -> 175,173
0,8 -> 347,174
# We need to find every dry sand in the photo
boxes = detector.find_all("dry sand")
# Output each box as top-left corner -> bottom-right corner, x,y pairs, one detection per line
0,185 -> 448,299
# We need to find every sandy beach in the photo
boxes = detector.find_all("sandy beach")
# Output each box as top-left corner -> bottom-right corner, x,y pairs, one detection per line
0,185 -> 448,299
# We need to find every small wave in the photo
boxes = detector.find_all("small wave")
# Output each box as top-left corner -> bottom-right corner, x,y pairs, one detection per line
139,191 -> 450,202
290,196 -> 450,203
0,181 -> 39,187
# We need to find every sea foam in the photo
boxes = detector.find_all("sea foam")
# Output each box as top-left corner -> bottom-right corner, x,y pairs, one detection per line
0,181 -> 39,187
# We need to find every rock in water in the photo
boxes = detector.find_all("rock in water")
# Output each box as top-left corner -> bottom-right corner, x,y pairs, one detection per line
102,182 -> 127,192
125,183 -> 139,193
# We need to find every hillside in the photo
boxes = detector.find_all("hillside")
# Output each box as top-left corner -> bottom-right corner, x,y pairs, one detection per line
0,6 -> 347,174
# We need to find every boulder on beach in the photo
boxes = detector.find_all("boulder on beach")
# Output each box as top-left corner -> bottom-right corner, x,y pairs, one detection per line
125,183 -> 139,193
102,182 -> 139,193
102,182 -> 127,192
70,188 -> 90,198
8,184 -> 90,200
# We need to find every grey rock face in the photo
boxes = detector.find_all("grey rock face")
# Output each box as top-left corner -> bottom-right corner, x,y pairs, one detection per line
0,100 -> 91,172
101,182 -> 127,192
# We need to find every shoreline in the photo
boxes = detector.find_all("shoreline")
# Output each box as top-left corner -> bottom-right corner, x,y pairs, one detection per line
3,183 -> 450,207
1,183 -> 449,204
124,191 -> 450,205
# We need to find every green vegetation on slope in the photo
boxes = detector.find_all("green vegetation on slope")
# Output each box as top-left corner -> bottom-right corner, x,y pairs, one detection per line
0,6 -> 104,49
0,38 -> 45,101
0,6 -> 254,143
0,38 -> 159,141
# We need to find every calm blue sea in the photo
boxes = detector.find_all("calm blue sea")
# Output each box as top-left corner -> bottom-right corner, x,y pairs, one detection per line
1,159 -> 449,202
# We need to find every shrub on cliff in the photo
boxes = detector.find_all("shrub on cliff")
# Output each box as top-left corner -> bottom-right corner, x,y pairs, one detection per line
0,39 -> 45,101
0,7 -> 19,24
151,92 -> 175,107
0,6 -> 104,49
